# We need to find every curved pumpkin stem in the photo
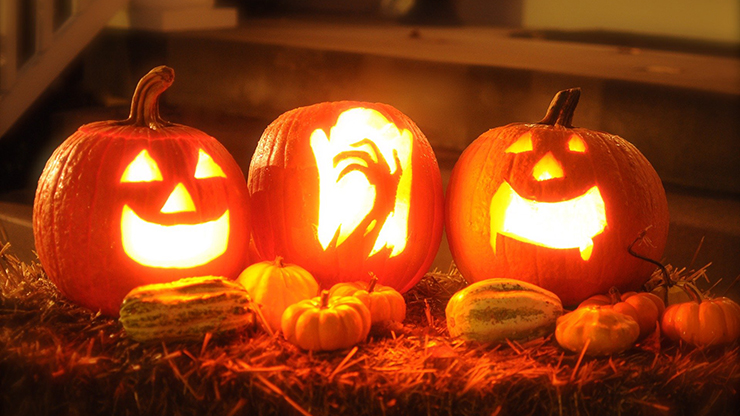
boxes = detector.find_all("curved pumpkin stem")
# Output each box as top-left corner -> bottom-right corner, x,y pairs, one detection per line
122,65 -> 174,130
537,88 -> 581,128
367,273 -> 378,293
607,287 -> 622,305
319,290 -> 330,309
628,229 -> 672,303
274,256 -> 285,268
681,281 -> 704,304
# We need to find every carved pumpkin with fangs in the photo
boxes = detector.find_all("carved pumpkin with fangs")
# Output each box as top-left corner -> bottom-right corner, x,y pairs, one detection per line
445,88 -> 669,306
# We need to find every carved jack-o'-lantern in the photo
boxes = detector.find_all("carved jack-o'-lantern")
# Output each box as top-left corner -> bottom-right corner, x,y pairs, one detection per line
33,66 -> 249,316
248,101 -> 444,292
445,88 -> 669,306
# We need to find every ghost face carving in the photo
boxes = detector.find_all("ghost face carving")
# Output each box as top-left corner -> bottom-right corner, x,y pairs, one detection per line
248,102 -> 444,293
310,108 -> 413,259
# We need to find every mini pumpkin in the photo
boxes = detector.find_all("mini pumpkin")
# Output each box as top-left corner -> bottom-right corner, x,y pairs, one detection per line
445,88 -> 669,306
248,102 -> 444,293
282,290 -> 371,351
236,256 -> 319,332
661,284 -> 740,347
328,274 -> 406,324
33,66 -> 249,316
580,287 -> 665,339
556,305 -> 640,356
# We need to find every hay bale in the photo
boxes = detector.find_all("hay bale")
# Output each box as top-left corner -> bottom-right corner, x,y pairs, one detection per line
1,243 -> 738,415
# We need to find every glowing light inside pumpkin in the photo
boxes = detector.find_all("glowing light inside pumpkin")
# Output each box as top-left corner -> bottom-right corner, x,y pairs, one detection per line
532,152 -> 564,181
121,206 -> 229,268
490,182 -> 606,261
568,134 -> 587,153
506,132 -> 533,154
195,149 -> 227,179
119,148 -> 230,268
121,150 -> 162,182
310,108 -> 413,257
160,183 -> 196,213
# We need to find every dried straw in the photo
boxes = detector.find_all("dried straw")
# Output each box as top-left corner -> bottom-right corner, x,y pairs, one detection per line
1,242 -> 738,416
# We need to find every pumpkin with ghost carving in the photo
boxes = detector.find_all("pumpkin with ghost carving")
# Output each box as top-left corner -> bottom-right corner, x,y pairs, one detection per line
33,66 -> 249,316
248,101 -> 444,292
445,88 -> 669,306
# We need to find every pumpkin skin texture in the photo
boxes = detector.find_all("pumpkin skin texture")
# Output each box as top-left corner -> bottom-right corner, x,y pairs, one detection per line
236,256 -> 319,332
556,306 -> 640,356
33,66 -> 249,316
445,278 -> 563,343
248,101 -> 444,293
445,88 -> 669,307
328,275 -> 406,324
282,290 -> 372,351
661,290 -> 740,347
580,288 -> 665,339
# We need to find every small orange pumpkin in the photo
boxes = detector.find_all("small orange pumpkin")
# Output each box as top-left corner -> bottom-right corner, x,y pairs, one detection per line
661,284 -> 740,347
282,290 -> 371,351
556,305 -> 640,356
328,274 -> 406,324
236,256 -> 319,332
580,287 -> 665,339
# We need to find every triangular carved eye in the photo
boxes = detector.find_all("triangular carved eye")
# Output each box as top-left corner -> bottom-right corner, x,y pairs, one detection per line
194,149 -> 226,179
121,150 -> 163,183
568,134 -> 587,153
506,132 -> 533,154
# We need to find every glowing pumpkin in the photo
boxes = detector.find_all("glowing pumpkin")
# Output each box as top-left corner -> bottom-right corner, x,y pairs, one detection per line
33,66 -> 249,316
445,88 -> 669,306
248,101 -> 444,292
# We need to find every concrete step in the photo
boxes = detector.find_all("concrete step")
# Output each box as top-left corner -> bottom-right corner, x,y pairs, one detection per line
82,17 -> 740,195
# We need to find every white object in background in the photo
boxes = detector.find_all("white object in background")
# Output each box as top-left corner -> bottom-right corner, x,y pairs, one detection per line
109,0 -> 237,32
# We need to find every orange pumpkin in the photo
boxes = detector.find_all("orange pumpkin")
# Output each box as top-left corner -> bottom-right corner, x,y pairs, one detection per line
580,288 -> 665,339
236,256 -> 319,332
248,102 -> 444,293
328,274 -> 406,324
445,88 -> 669,306
33,66 -> 249,316
661,285 -> 740,347
282,290 -> 371,351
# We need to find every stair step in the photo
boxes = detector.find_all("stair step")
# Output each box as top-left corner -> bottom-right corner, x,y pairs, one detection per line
163,18 -> 740,195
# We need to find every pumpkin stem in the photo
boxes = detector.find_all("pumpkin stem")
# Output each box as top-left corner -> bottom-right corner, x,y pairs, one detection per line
537,88 -> 581,128
124,66 -> 174,130
681,282 -> 704,304
319,290 -> 330,309
274,256 -> 285,268
367,273 -> 378,293
607,287 -> 622,305
628,229 -> 672,303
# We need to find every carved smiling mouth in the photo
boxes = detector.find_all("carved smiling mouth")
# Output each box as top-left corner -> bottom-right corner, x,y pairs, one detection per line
121,205 -> 230,268
489,181 -> 606,261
